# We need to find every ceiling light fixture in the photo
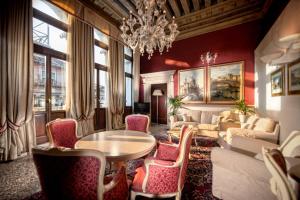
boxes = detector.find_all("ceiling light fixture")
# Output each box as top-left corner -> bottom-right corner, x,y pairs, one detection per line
120,0 -> 179,59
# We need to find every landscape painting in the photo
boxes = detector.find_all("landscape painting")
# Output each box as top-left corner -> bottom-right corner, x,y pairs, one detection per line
288,60 -> 300,95
271,67 -> 285,96
178,68 -> 206,103
208,62 -> 244,104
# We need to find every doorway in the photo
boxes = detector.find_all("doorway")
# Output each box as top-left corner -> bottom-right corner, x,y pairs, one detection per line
151,83 -> 167,124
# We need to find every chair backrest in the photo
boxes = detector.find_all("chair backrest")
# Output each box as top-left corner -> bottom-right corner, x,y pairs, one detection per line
176,127 -> 193,190
125,114 -> 150,133
279,130 -> 300,157
32,147 -> 106,200
46,118 -> 78,148
263,147 -> 297,200
178,125 -> 189,146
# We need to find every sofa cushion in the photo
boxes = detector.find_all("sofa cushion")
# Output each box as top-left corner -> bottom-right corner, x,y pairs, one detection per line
211,115 -> 221,125
198,124 -> 219,131
180,109 -> 202,122
245,115 -> 259,125
173,121 -> 197,128
201,111 -> 220,124
253,118 -> 276,133
182,114 -> 191,122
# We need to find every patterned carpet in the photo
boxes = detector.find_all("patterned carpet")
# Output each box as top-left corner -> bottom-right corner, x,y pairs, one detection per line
0,125 -> 220,200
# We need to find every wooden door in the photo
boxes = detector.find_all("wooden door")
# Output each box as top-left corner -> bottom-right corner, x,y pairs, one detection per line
151,84 -> 167,124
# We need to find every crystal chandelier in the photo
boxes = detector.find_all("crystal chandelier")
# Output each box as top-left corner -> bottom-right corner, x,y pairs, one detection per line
120,0 -> 179,59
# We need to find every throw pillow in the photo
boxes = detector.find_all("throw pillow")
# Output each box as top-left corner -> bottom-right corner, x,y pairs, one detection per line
211,115 -> 221,125
183,115 -> 191,122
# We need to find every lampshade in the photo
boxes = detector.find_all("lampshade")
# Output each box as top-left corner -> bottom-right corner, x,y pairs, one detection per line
152,89 -> 163,96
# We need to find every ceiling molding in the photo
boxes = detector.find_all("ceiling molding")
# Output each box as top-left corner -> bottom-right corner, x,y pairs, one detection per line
168,0 -> 181,17
180,0 -> 190,15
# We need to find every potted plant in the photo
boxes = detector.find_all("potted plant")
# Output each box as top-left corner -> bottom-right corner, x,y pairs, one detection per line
234,99 -> 254,123
168,96 -> 184,116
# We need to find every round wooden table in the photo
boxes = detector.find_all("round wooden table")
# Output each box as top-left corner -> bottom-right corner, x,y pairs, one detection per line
75,130 -> 156,168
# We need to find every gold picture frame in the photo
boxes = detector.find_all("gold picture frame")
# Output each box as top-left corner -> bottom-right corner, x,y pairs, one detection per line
287,59 -> 300,95
207,61 -> 244,104
271,67 -> 285,97
178,67 -> 206,103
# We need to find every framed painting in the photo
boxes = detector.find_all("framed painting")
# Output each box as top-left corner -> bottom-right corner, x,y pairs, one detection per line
271,67 -> 285,97
178,67 -> 206,103
208,61 -> 244,104
288,59 -> 300,95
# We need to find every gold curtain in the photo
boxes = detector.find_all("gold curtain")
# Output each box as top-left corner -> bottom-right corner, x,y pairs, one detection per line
107,39 -> 124,130
0,0 -> 35,161
67,16 -> 94,136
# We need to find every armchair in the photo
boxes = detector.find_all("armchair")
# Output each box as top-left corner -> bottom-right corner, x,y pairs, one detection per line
32,147 -> 129,200
125,114 -> 150,133
131,127 -> 193,200
46,118 -> 78,148
263,148 -> 297,200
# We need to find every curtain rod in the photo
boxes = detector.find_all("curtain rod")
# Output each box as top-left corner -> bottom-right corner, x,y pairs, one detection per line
46,0 -> 126,45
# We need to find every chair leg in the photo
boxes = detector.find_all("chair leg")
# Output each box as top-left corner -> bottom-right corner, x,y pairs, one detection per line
175,191 -> 181,200
130,191 -> 136,200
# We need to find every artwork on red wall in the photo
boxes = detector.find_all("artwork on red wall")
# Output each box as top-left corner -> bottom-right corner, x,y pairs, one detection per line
208,61 -> 244,104
178,67 -> 206,103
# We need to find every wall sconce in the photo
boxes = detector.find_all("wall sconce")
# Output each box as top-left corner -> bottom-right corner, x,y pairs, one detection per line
201,51 -> 218,65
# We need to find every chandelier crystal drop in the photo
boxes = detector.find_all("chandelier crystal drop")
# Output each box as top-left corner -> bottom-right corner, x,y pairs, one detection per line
120,0 -> 179,59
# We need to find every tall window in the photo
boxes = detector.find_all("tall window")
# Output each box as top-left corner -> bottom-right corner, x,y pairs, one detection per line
124,47 -> 133,107
94,28 -> 109,108
32,0 -> 68,112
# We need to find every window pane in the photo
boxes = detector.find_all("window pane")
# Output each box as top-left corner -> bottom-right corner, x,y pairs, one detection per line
94,45 -> 108,66
125,59 -> 132,74
33,0 -> 67,23
51,58 -> 66,110
33,54 -> 46,111
33,17 -> 67,53
99,70 -> 108,107
124,46 -> 132,57
126,77 -> 132,107
94,29 -> 109,45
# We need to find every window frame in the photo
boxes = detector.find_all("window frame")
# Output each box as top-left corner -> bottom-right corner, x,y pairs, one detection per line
124,50 -> 133,107
94,31 -> 109,108
33,7 -> 68,113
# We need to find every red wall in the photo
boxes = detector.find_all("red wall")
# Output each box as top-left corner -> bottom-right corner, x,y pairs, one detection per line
140,20 -> 262,105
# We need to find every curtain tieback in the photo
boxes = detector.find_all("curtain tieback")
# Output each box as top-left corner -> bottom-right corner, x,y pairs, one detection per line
7,119 -> 23,131
0,121 -> 7,133
77,115 -> 93,121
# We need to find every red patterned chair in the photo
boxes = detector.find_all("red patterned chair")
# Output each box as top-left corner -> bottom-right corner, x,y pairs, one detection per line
154,125 -> 189,162
125,114 -> 150,133
130,127 -> 193,200
32,147 -> 129,200
46,118 -> 78,148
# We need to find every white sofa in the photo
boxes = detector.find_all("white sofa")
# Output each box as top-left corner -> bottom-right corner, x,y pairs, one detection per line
170,109 -> 240,138
212,130 -> 300,200
219,115 -> 280,147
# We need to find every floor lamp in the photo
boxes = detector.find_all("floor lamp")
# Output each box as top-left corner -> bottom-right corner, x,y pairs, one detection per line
152,89 -> 163,124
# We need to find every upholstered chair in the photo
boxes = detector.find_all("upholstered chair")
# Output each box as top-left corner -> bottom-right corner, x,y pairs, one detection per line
263,148 -> 297,200
46,118 -> 78,148
153,125 -> 189,162
32,147 -> 129,200
125,114 -> 150,133
130,127 -> 193,200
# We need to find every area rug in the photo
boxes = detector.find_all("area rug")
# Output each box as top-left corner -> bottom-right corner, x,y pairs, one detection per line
0,125 -> 220,200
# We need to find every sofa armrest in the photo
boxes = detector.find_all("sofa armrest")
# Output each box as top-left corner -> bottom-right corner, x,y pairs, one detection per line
231,135 -> 279,154
211,147 -> 271,182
